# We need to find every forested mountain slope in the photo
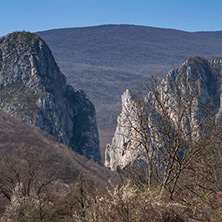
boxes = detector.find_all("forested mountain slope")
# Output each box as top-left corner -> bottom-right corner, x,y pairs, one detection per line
37,25 -> 222,158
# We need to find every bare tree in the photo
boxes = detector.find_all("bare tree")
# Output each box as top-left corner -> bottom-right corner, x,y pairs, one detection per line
0,152 -> 55,201
0,149 -> 58,221
121,74 -> 222,200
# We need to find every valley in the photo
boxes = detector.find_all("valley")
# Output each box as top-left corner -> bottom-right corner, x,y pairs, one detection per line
37,24 -> 222,158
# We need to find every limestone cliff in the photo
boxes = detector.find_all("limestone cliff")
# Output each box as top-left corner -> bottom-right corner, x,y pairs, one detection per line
105,90 -> 141,170
105,56 -> 222,170
0,32 -> 100,161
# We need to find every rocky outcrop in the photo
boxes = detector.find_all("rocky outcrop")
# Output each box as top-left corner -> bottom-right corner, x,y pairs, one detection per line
105,90 -> 141,170
105,56 -> 222,170
0,32 -> 100,161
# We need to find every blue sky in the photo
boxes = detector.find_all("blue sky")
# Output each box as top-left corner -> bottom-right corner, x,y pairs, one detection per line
0,0 -> 222,36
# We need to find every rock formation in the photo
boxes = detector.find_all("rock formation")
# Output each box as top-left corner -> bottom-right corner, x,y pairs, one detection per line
105,56 -> 222,170
105,89 -> 141,170
0,32 -> 101,161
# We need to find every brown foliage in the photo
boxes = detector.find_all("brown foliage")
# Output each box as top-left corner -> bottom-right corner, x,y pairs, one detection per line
0,111 -> 119,218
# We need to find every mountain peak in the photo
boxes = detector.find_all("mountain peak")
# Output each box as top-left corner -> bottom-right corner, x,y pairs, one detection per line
105,56 -> 222,170
0,32 -> 101,161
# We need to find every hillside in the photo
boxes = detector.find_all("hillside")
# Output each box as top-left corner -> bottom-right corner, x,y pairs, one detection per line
0,111 -> 116,183
0,111 -> 118,214
36,25 -> 222,158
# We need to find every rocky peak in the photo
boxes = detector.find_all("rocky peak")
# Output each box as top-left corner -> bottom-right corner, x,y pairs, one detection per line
0,32 -> 65,89
105,56 -> 222,170
0,32 -> 101,162
105,89 -> 141,170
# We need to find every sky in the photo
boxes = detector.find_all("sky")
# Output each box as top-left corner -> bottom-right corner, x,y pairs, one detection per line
0,0 -> 222,37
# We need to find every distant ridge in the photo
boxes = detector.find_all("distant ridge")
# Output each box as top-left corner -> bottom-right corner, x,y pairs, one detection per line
37,24 -> 222,35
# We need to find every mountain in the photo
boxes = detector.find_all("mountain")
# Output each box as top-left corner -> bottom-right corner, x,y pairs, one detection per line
36,24 -> 222,159
0,31 -> 100,161
105,56 -> 222,170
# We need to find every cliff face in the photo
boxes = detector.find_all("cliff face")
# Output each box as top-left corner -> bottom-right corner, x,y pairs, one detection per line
105,90 -> 141,170
105,56 -> 222,170
0,32 -> 100,161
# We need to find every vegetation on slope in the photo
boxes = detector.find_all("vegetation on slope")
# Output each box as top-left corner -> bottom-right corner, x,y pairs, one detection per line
0,111 -> 118,220
0,109 -> 221,221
